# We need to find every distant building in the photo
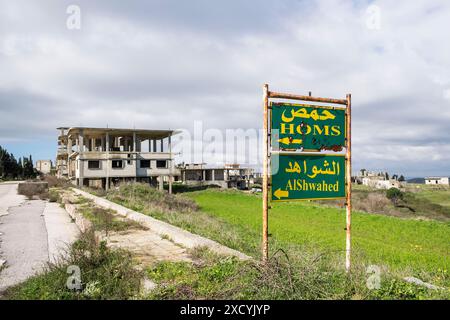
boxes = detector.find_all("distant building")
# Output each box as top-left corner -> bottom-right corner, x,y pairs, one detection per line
362,178 -> 402,190
181,163 -> 255,190
36,160 -> 52,174
424,177 -> 450,185
356,168 -> 405,189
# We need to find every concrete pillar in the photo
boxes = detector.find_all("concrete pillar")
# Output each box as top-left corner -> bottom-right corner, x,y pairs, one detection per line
105,132 -> 110,191
78,130 -> 84,183
168,134 -> 172,194
158,176 -> 164,191
212,169 -> 215,181
79,130 -> 84,153
133,132 -> 136,152
67,138 -> 72,155
202,170 -> 206,181
106,133 -> 110,151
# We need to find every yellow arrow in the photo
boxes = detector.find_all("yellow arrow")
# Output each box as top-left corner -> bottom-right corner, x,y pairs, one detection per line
274,188 -> 289,200
278,137 -> 303,145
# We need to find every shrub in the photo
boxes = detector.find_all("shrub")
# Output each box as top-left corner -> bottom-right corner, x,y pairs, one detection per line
353,192 -> 392,214
386,188 -> 404,206
48,189 -> 61,203
42,175 -> 71,188
18,182 -> 48,200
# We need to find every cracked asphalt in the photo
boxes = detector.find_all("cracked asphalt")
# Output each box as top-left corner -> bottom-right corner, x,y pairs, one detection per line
0,183 -> 78,294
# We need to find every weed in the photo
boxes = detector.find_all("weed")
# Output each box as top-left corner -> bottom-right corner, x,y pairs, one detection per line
3,229 -> 143,300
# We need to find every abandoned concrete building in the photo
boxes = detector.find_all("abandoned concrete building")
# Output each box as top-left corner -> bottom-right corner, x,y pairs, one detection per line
181,163 -> 255,189
425,177 -> 450,185
56,127 -> 178,192
355,169 -> 405,189
36,160 -> 52,174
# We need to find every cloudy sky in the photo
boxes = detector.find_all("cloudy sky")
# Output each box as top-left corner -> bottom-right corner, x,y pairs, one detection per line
0,0 -> 449,177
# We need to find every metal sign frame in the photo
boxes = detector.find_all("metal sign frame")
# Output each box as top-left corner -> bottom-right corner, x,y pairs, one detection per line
262,84 -> 352,272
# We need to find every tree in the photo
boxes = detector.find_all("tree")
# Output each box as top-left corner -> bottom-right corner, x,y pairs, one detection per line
386,187 -> 403,206
23,155 -> 36,178
398,175 -> 405,182
0,146 -> 36,180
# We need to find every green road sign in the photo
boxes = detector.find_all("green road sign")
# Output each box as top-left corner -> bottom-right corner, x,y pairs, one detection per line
271,153 -> 346,201
271,103 -> 346,151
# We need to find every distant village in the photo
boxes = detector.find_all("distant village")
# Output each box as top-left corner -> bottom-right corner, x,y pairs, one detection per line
353,169 -> 450,189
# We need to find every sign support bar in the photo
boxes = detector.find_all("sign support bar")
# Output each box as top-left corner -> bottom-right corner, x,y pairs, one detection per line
345,94 -> 352,272
262,84 -> 269,263
268,91 -> 348,105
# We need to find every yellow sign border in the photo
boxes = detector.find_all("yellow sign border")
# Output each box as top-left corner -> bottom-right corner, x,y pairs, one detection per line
270,153 -> 347,202
270,102 -> 348,144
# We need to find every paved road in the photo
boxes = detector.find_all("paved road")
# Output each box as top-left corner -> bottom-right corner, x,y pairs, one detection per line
0,183 -> 78,293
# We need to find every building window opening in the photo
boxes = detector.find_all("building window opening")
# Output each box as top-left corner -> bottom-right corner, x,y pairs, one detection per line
88,160 -> 100,169
112,160 -> 123,169
140,160 -> 151,168
156,160 -> 167,168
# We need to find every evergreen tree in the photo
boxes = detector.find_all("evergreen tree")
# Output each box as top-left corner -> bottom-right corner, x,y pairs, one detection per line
0,146 -> 36,180
18,157 -> 23,177
23,155 -> 35,178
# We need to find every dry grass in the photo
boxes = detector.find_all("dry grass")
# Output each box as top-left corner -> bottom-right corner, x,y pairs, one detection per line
353,192 -> 393,214
17,182 -> 48,200
42,175 -> 72,188
106,183 -> 199,214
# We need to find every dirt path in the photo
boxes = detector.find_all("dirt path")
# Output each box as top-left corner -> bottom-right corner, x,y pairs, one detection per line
105,230 -> 192,265
63,190 -> 193,267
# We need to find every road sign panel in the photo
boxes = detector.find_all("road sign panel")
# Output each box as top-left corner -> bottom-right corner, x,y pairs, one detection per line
271,153 -> 346,201
271,103 -> 346,151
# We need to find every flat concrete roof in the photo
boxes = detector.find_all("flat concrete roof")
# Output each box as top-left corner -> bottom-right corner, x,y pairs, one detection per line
425,177 -> 449,179
66,127 -> 179,139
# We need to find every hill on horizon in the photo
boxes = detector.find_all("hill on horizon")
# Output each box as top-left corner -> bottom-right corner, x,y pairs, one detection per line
407,177 -> 425,184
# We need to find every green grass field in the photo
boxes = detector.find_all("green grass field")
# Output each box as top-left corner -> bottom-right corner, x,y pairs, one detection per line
99,184 -> 449,298
186,189 -> 450,273
406,184 -> 450,209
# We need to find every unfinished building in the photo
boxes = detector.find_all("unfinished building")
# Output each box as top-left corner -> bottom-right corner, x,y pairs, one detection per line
36,160 -> 52,174
181,163 -> 255,189
56,127 -> 179,192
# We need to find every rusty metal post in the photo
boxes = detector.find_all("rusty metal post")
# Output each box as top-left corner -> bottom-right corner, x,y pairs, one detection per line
345,94 -> 352,272
262,84 -> 269,263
